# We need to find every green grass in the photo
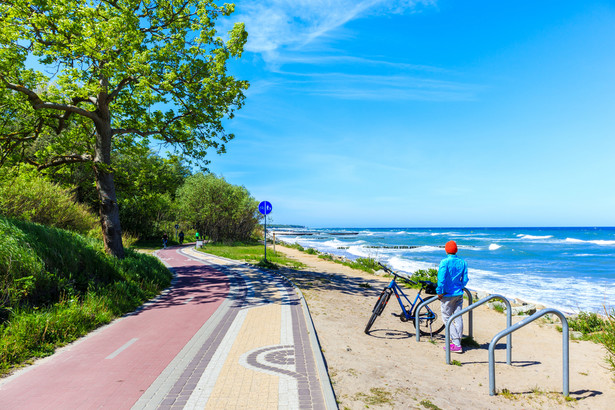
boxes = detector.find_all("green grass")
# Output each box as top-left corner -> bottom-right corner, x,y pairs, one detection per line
353,387 -> 393,406
420,399 -> 442,410
0,216 -> 172,376
197,242 -> 306,270
461,336 -> 480,348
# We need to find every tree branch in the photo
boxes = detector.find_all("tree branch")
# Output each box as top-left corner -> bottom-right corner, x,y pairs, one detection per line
36,154 -> 93,170
1,80 -> 100,123
107,76 -> 136,103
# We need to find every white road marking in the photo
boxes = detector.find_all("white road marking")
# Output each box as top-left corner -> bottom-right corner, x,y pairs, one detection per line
106,338 -> 138,360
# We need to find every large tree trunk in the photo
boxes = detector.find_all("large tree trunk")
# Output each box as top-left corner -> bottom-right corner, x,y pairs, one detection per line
94,107 -> 125,259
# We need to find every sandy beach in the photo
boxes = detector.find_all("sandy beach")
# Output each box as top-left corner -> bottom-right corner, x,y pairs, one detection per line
273,244 -> 614,409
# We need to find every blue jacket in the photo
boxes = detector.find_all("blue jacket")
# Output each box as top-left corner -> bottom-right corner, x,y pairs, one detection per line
436,254 -> 468,297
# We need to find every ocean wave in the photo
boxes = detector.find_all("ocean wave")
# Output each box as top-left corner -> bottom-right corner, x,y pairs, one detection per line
488,244 -> 502,251
516,234 -> 554,240
385,256 -> 435,275
565,238 -> 615,246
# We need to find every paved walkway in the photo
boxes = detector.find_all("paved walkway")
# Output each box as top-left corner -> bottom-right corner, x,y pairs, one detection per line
0,245 -> 336,409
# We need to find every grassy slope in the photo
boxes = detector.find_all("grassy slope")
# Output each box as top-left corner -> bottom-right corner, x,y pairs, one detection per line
0,216 -> 172,376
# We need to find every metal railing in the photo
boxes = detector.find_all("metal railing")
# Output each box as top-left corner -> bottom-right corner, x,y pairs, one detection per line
488,308 -> 569,396
415,288 -> 473,342
444,294 -> 511,365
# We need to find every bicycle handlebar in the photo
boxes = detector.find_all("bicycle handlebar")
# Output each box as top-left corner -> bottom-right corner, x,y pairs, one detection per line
377,261 -> 418,286
377,262 -> 439,292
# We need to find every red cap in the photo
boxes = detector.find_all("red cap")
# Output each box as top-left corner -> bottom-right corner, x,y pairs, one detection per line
445,240 -> 458,254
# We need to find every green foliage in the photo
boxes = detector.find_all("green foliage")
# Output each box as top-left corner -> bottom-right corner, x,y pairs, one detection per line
0,216 -> 172,374
0,0 -> 248,165
305,248 -> 318,255
410,268 -> 438,283
177,173 -> 260,243
0,167 -> 97,235
0,0 -> 248,257
461,336 -> 480,348
286,243 -> 305,252
420,399 -> 442,410
48,147 -> 191,239
354,387 -> 393,406
600,309 -> 615,373
255,259 -> 279,270
568,311 -> 605,335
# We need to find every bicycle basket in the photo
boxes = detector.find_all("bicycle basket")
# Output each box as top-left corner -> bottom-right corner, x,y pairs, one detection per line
424,281 -> 438,295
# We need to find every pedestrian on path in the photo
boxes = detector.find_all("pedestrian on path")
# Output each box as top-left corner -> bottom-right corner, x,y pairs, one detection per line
437,240 -> 468,353
162,233 -> 169,248
178,231 -> 184,245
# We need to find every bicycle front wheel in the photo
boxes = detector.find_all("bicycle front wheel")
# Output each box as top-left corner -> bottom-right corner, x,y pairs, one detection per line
364,288 -> 392,334
413,298 -> 445,336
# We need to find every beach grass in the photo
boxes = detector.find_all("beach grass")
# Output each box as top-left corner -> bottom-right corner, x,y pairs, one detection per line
555,309 -> 615,374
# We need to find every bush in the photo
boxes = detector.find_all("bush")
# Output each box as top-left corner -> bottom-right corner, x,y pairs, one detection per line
176,173 -> 260,243
0,168 -> 97,235
410,268 -> 438,283
569,311 -> 605,335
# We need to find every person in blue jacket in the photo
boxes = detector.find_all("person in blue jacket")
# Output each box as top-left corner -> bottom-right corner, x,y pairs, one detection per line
437,240 -> 469,353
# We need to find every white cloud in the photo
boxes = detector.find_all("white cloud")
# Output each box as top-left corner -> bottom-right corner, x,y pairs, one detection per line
232,0 -> 434,62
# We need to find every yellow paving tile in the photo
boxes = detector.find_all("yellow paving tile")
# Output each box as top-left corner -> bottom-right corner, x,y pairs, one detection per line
205,300 -> 282,409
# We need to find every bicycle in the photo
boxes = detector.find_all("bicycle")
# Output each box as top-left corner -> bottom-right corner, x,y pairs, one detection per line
365,263 -> 445,336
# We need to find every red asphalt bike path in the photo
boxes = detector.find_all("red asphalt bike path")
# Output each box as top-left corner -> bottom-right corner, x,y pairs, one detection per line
0,246 -> 227,409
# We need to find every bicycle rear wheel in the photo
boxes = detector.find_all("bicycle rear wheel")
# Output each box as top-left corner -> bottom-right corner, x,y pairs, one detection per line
364,288 -> 392,334
413,298 -> 445,336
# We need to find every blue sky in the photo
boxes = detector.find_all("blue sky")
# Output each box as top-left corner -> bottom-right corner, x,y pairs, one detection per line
207,0 -> 615,228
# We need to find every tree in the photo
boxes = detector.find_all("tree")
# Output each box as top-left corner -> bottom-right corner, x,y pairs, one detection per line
47,145 -> 192,239
0,0 -> 248,257
176,173 -> 260,243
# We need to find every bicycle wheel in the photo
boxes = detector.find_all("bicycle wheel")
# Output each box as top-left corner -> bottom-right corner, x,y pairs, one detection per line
413,298 -> 445,336
364,288 -> 392,334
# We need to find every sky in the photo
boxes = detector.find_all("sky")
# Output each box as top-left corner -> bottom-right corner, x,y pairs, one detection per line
205,0 -> 615,228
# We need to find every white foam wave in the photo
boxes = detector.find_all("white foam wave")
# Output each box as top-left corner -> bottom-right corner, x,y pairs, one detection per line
516,234 -> 553,240
386,256 -> 435,275
566,238 -> 615,246
488,244 -> 502,251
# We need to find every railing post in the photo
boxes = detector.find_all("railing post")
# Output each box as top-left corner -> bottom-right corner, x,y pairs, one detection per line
463,288 -> 473,338
488,308 -> 569,396
445,294 -> 511,365
414,296 -> 439,342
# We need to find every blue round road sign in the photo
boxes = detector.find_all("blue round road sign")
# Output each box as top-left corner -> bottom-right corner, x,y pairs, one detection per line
258,201 -> 272,215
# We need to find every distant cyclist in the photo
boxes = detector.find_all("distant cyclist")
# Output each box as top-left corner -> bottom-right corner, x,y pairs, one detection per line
437,240 -> 468,353
162,233 -> 169,248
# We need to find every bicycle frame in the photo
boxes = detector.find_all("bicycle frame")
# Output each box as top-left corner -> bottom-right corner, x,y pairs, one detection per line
387,276 -> 436,321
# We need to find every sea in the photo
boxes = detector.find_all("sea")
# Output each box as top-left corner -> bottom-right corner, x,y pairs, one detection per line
273,227 -> 615,315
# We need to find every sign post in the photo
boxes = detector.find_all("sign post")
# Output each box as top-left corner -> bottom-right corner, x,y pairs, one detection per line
258,201 -> 272,261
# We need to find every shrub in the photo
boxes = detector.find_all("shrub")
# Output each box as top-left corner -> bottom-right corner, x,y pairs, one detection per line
176,173 -> 260,243
0,168 -> 97,235
569,311 -> 605,335
411,268 -> 438,283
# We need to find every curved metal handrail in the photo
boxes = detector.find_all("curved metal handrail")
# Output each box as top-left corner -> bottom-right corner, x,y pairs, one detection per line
444,294 -> 511,365
488,308 -> 569,397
